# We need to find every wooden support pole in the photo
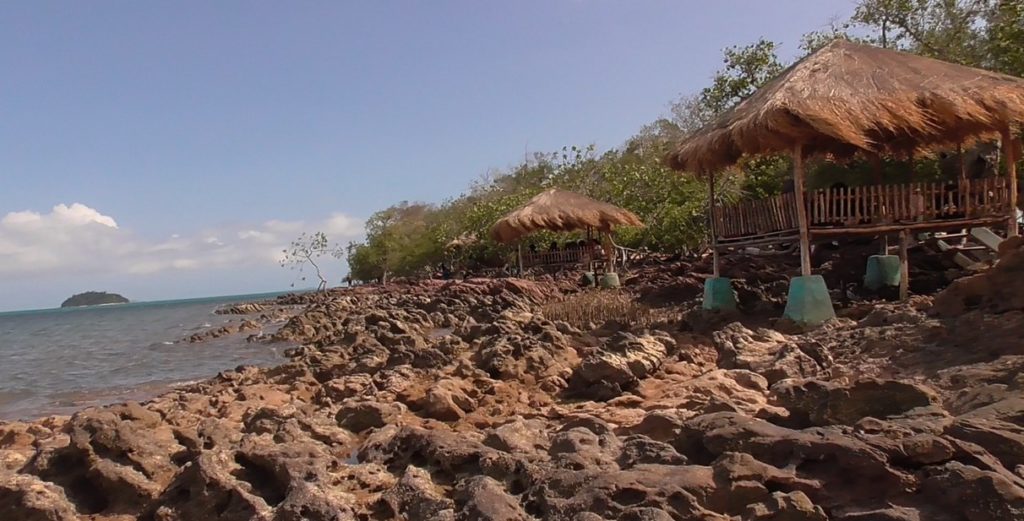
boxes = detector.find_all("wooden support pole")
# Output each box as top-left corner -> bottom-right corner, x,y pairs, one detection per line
517,243 -> 523,277
793,144 -> 812,276
899,229 -> 909,301
709,170 -> 720,278
1003,127 -> 1019,237
957,142 -> 967,182
869,153 -> 890,255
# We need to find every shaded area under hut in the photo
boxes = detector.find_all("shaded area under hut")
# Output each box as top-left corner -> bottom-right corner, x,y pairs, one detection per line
490,189 -> 644,284
666,39 -> 1024,325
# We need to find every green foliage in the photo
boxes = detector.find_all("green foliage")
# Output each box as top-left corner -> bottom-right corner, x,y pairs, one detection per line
987,0 -> 1024,76
698,39 -> 784,116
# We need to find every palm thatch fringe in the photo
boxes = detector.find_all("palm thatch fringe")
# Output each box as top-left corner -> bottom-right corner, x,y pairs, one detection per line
667,40 -> 1024,174
490,189 -> 644,244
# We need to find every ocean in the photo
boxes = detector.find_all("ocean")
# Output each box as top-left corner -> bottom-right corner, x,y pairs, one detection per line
0,292 -> 297,421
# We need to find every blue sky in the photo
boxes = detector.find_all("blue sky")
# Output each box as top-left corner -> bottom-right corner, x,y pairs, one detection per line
0,1 -> 854,310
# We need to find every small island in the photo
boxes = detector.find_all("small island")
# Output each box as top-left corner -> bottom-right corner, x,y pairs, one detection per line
60,291 -> 130,308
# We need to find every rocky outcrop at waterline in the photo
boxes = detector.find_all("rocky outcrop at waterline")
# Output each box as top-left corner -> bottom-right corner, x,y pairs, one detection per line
3,247 -> 1024,520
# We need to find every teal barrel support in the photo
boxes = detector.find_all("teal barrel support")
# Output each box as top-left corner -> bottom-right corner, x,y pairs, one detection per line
783,275 -> 836,326
702,277 -> 737,311
579,272 -> 596,287
600,272 -> 620,289
863,255 -> 901,290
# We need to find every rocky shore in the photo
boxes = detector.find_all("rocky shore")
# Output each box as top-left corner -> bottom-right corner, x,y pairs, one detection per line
3,244 -> 1024,520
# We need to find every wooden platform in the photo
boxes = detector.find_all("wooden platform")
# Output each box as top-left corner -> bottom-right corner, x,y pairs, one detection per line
714,178 -> 1013,247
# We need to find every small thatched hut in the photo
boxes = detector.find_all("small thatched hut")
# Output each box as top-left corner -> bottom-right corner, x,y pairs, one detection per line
490,189 -> 643,274
490,189 -> 643,243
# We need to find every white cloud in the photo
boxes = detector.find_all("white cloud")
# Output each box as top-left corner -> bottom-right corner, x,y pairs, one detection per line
0,203 -> 365,277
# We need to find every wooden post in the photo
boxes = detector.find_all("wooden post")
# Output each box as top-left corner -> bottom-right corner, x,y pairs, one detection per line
957,142 -> 967,182
589,225 -> 598,270
869,153 -> 889,255
793,144 -> 811,276
709,170 -> 720,277
899,229 -> 909,301
1003,127 -> 1019,237
517,243 -> 523,277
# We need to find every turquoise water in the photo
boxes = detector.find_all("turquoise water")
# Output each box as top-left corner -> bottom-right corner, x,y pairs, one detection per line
0,292 -> 299,421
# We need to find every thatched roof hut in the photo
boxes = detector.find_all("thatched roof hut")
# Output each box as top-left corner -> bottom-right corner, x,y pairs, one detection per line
666,40 -> 1024,174
444,233 -> 478,250
490,189 -> 643,244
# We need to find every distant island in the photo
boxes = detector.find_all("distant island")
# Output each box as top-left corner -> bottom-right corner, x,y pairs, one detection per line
61,291 -> 130,308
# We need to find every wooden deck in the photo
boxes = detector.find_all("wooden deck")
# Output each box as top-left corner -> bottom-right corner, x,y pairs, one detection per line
714,178 -> 1013,246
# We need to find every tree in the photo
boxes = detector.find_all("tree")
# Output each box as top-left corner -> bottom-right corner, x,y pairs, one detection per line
698,39 -> 784,116
987,0 -> 1024,76
850,0 -> 993,64
280,231 -> 340,291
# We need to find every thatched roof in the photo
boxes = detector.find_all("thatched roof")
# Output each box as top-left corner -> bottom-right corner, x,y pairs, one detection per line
490,189 -> 644,244
667,40 -> 1024,173
444,233 -> 478,250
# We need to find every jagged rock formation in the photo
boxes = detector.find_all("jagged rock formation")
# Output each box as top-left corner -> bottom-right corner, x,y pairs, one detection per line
2,247 -> 1024,519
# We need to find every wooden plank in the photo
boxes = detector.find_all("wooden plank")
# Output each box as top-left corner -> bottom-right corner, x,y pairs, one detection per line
793,144 -> 811,276
970,227 -> 1004,251
1004,127 -> 1019,237
899,229 -> 909,301
708,171 -> 719,277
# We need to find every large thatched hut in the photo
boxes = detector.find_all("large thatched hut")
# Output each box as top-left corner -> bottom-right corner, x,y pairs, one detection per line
667,39 -> 1023,324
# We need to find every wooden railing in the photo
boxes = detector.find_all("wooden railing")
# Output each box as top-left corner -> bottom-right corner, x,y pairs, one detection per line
808,177 -> 1010,227
713,178 -> 1012,240
713,192 -> 800,240
522,247 -> 603,268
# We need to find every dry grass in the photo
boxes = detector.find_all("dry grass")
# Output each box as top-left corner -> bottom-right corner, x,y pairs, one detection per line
541,291 -> 676,329
667,40 -> 1024,174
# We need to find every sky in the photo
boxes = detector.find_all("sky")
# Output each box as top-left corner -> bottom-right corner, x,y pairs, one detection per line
0,1 -> 855,311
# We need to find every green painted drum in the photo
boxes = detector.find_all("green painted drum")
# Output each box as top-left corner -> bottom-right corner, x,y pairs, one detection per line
600,272 -> 620,289
783,275 -> 836,326
702,277 -> 737,311
863,255 -> 901,290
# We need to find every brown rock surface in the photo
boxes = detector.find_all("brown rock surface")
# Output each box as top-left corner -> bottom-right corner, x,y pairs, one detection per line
1,266 -> 1023,520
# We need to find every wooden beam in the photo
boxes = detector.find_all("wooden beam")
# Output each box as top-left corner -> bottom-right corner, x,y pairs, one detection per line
793,144 -> 811,276
709,170 -> 720,277
809,216 -> 1008,238
899,229 -> 909,300
1004,127 -> 1019,237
